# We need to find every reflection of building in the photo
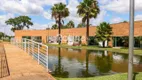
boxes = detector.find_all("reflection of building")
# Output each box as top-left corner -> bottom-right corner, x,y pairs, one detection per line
15,21 -> 142,47
48,47 -> 142,75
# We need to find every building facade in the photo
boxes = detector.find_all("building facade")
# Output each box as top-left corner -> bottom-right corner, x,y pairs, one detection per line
15,21 -> 142,47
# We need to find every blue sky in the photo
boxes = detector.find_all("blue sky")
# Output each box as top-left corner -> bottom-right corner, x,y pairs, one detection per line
0,0 -> 142,35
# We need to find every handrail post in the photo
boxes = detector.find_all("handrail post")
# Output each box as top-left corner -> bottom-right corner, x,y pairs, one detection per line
28,40 -> 30,54
17,39 -> 19,48
21,39 -> 25,50
16,39 -> 17,47
14,39 -> 16,46
21,39 -> 22,49
38,44 -> 40,64
24,39 -> 27,52
46,46 -> 48,72
10,39 -> 12,44
15,39 -> 17,46
18,39 -> 20,48
32,41 -> 34,59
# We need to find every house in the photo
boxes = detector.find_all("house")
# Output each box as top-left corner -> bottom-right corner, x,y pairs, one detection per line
15,21 -> 142,48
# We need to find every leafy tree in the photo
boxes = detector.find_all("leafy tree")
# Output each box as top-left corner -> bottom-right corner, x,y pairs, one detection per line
52,24 -> 58,29
51,3 -> 69,44
5,16 -> 33,32
66,20 -> 75,28
77,23 -> 92,28
77,23 -> 86,28
0,32 -> 4,39
95,22 -> 113,47
77,0 -> 100,45
123,21 -> 128,23
46,28 -> 50,30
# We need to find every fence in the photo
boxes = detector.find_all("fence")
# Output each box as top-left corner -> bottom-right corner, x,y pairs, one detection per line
10,38 -> 49,71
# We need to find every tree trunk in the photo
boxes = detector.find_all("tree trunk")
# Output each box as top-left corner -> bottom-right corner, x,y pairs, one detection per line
103,41 -> 105,48
86,13 -> 89,45
58,14 -> 61,45
86,51 -> 89,76
58,48 -> 61,74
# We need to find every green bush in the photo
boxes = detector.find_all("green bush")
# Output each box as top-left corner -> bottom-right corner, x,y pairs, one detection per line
88,36 -> 98,45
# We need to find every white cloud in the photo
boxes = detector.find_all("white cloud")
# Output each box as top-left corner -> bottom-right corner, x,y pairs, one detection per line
29,0 -> 66,6
0,13 -> 15,36
0,0 -> 66,15
104,0 -> 142,13
110,17 -> 123,23
43,11 -> 52,20
0,0 -> 44,15
135,15 -> 142,21
99,0 -> 109,4
65,0 -> 82,26
30,22 -> 55,30
90,10 -> 107,26
65,0 -> 107,26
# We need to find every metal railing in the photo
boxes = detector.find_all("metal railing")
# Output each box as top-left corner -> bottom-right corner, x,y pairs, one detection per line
10,38 -> 48,71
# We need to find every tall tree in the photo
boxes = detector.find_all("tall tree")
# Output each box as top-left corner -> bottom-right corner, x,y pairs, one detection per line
77,0 -> 100,45
95,22 -> 113,47
66,20 -> 75,28
0,32 -> 4,39
5,16 -> 33,32
77,23 -> 92,28
77,23 -> 86,28
51,3 -> 69,44
51,24 -> 58,29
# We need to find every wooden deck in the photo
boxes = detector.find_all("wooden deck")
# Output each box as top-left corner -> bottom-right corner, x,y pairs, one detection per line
0,43 -> 55,80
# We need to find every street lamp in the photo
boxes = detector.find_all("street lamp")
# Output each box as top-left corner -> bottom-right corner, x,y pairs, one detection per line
128,0 -> 134,80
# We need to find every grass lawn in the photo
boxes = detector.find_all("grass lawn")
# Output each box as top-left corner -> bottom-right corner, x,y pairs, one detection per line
46,44 -> 142,56
56,73 -> 142,80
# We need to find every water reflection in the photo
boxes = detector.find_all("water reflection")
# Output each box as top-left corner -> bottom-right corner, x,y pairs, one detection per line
48,47 -> 142,78
51,48 -> 69,77
94,51 -> 113,74
81,50 -> 93,77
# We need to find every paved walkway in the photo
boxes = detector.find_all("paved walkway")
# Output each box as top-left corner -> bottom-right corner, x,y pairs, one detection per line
1,43 -> 55,80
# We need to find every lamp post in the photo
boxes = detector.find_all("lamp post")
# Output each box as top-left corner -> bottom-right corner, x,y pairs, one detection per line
128,0 -> 134,80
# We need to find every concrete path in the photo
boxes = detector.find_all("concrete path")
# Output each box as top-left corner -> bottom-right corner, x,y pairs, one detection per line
1,43 -> 55,80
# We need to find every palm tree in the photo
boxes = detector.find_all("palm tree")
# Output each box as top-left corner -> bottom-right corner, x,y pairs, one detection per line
95,22 -> 113,47
66,20 -> 75,28
77,0 -> 100,45
51,3 -> 69,44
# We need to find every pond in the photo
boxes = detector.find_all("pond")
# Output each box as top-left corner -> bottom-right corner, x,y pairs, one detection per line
48,47 -> 142,78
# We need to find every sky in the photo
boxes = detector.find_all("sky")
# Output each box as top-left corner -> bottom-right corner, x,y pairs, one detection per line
0,0 -> 142,36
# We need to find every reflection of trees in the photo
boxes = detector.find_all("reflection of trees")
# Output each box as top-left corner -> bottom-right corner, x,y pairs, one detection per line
81,50 -> 93,77
139,56 -> 142,64
52,48 -> 69,78
95,51 -> 113,73
121,54 -> 128,60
